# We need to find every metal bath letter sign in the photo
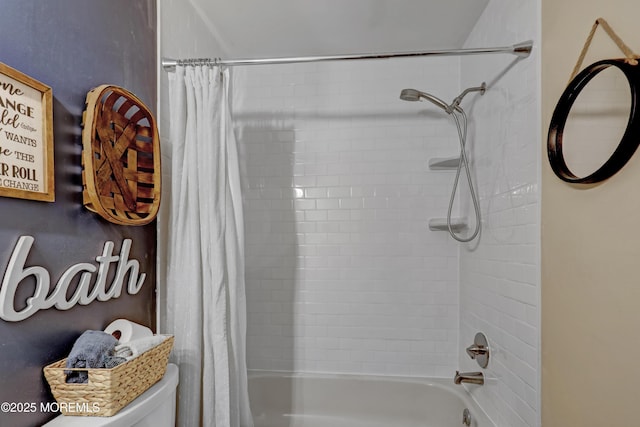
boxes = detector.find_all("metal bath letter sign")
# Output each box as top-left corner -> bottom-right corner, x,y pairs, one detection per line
0,236 -> 146,321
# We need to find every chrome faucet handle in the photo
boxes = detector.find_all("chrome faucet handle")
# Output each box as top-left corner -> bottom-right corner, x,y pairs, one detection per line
465,344 -> 488,359
465,332 -> 490,368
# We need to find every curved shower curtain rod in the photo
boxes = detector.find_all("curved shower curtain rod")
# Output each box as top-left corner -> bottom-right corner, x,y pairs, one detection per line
162,40 -> 533,70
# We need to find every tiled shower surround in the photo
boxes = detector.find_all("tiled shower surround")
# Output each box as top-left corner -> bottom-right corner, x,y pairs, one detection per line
458,1 -> 540,426
233,3 -> 540,422
233,57 -> 464,377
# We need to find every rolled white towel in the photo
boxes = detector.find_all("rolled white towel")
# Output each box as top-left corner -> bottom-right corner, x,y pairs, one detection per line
114,335 -> 167,361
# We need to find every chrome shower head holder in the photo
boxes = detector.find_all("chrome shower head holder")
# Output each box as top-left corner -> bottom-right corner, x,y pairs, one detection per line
450,82 -> 486,111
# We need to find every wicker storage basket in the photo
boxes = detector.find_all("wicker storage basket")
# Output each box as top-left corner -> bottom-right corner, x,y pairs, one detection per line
43,335 -> 173,417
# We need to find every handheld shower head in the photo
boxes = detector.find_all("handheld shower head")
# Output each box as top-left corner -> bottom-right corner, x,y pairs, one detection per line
401,83 -> 487,114
399,88 -> 422,102
399,88 -> 451,113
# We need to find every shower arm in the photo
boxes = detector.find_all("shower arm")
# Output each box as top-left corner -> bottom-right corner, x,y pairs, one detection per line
450,83 -> 487,111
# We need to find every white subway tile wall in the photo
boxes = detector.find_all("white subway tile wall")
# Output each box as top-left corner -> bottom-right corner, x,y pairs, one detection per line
233,57 -> 464,377
458,1 -> 540,426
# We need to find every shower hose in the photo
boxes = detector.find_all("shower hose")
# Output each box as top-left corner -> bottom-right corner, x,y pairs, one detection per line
447,107 -> 481,242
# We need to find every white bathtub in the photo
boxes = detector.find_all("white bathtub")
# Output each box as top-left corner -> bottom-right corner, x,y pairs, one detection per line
248,371 -> 495,427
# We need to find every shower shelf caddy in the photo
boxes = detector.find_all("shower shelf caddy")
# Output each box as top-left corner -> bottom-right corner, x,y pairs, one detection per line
428,157 -> 460,170
428,217 -> 467,232
428,156 -> 467,232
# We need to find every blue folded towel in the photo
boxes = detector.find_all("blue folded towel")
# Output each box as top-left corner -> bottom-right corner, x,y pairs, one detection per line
65,330 -> 126,383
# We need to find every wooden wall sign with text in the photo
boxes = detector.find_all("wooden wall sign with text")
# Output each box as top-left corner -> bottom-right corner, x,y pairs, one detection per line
0,62 -> 54,202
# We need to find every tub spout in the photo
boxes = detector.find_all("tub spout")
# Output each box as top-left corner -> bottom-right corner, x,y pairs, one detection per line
454,371 -> 484,385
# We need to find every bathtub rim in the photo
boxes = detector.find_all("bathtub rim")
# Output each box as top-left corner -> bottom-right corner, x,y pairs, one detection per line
248,369 -> 496,427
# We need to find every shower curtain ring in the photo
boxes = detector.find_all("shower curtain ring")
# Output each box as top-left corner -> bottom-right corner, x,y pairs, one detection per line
216,58 -> 225,78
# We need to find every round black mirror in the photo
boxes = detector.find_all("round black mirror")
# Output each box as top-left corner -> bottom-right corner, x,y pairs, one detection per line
548,59 -> 640,184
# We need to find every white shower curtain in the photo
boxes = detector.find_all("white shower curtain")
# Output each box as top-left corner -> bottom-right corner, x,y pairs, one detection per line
166,65 -> 253,427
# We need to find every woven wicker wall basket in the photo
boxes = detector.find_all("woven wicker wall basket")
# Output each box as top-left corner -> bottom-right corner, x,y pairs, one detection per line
81,85 -> 160,226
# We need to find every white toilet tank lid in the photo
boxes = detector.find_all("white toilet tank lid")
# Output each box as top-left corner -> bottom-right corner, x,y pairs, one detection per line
43,363 -> 179,427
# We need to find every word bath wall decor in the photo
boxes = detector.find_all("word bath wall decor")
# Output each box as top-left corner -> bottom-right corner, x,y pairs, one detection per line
0,236 -> 147,322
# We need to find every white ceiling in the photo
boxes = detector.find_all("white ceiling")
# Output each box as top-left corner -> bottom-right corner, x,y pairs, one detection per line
190,0 -> 490,59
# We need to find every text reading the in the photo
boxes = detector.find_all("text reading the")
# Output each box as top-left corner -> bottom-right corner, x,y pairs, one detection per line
0,236 -> 147,322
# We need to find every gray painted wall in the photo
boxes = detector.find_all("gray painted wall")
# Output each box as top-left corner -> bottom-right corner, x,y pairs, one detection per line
0,2 -> 157,426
